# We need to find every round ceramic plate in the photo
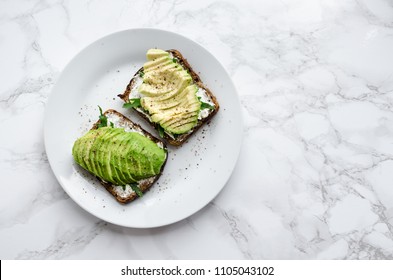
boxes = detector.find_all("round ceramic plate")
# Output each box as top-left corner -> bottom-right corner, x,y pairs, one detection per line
44,29 -> 242,228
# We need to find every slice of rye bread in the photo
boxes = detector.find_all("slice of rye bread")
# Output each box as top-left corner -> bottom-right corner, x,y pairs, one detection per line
118,49 -> 220,146
89,109 -> 168,204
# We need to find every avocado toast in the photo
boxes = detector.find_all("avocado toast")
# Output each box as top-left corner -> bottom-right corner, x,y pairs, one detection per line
118,49 -> 219,146
72,109 -> 168,204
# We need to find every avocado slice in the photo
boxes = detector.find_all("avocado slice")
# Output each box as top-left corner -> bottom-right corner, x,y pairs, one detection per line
83,130 -> 105,179
146,49 -> 170,60
72,137 -> 87,170
141,75 -> 192,102
98,128 -> 124,185
110,132 -> 130,185
117,133 -> 139,183
90,129 -> 107,180
160,111 -> 198,128
143,56 -> 171,72
144,62 -> 180,77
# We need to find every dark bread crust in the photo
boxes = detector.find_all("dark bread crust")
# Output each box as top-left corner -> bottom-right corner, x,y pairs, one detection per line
90,109 -> 167,204
118,49 -> 219,146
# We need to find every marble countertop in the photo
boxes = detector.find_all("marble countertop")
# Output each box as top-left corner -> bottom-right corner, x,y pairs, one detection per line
1,0 -> 393,260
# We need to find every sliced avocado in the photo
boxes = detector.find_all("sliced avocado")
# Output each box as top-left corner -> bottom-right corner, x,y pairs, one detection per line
168,120 -> 198,134
160,111 -> 198,128
137,49 -> 202,135
139,69 -> 190,97
126,135 -> 144,178
144,83 -> 200,134
101,129 -> 128,185
96,128 -> 113,182
75,129 -> 101,170
79,138 -> 95,170
110,132 -> 130,185
137,134 -> 166,175
93,127 -> 117,180
98,128 -> 124,185
72,137 -> 86,169
83,130 -> 105,179
79,138 -> 93,171
146,49 -> 169,60
138,82 -> 172,97
153,72 -> 192,101
143,56 -> 171,72
117,133 -> 139,183
72,127 -> 166,186
144,61 -> 181,76
142,84 -> 197,113
90,129 -> 108,180
143,65 -> 179,85
141,75 -> 192,102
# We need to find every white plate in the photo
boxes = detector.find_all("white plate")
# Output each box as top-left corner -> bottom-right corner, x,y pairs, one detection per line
44,29 -> 242,228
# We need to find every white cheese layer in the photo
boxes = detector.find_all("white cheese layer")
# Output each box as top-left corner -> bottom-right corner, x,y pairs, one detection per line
112,176 -> 156,198
112,184 -> 135,198
196,87 -> 215,120
106,112 -> 142,134
130,75 -> 144,99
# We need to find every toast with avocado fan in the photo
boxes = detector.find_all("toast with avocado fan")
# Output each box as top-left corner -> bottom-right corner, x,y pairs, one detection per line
72,108 -> 168,204
118,49 -> 219,146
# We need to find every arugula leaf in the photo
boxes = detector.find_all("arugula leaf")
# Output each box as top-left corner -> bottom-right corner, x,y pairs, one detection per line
197,97 -> 215,110
97,105 -> 108,128
110,122 -> 114,128
200,102 -> 215,110
172,58 -> 178,63
157,125 -> 165,138
130,184 -> 143,197
123,98 -> 141,109
139,71 -> 144,78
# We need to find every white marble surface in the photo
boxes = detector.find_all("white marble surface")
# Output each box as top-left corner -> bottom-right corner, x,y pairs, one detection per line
1,0 -> 393,259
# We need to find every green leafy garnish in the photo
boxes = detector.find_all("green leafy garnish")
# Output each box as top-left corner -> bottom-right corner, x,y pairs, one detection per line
157,125 -> 165,138
201,102 -> 215,110
197,97 -> 215,110
139,71 -> 144,78
97,105 -> 108,128
123,98 -> 141,109
130,184 -> 143,197
172,58 -> 178,63
110,122 -> 114,128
